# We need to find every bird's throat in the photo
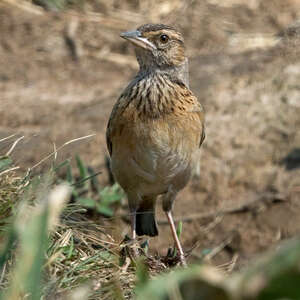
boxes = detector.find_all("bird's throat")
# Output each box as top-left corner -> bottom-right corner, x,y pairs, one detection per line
138,57 -> 189,88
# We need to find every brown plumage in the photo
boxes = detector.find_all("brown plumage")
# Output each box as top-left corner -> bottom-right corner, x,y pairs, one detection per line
106,24 -> 205,266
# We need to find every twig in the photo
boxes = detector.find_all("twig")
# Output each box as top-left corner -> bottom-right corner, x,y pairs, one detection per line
53,142 -> 57,161
157,192 -> 286,225
0,166 -> 20,177
6,136 -> 24,156
227,253 -> 239,272
216,253 -> 239,273
0,134 -> 17,143
203,235 -> 234,261
199,215 -> 223,234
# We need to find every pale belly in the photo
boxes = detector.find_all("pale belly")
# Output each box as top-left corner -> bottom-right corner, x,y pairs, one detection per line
110,119 -> 199,197
111,148 -> 192,197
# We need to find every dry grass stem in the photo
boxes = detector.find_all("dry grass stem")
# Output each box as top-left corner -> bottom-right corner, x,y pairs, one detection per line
30,134 -> 96,171
0,166 -> 20,177
0,134 -> 17,143
5,136 -> 24,156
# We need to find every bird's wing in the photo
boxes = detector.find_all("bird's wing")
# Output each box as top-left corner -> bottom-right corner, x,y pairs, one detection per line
106,117 -> 113,156
174,81 -> 205,148
199,124 -> 205,147
106,78 -> 140,156
106,94 -> 129,156
192,100 -> 205,147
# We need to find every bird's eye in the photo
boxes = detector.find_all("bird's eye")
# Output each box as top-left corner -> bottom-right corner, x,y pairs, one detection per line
160,34 -> 169,43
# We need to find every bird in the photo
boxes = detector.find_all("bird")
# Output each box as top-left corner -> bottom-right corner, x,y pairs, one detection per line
106,24 -> 205,266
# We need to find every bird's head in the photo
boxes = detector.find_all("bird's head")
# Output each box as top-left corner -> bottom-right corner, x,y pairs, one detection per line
121,24 -> 186,71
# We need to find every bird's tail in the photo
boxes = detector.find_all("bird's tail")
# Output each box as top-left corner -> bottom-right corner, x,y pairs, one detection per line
136,197 -> 158,237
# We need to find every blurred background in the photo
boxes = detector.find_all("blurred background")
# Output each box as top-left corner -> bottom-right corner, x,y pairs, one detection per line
0,0 -> 300,268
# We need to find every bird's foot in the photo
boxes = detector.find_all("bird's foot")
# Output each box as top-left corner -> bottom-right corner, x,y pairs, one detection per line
165,246 -> 187,267
179,254 -> 187,267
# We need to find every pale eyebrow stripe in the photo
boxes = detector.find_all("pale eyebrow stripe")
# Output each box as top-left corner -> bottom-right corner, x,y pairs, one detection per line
144,30 -> 184,43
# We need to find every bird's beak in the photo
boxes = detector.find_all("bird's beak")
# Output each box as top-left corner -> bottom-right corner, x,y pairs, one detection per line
120,30 -> 156,50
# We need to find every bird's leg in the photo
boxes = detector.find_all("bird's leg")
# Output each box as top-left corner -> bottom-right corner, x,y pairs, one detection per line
128,192 -> 140,258
165,210 -> 187,267
163,186 -> 187,267
128,192 -> 139,241
130,211 -> 137,240
127,209 -> 139,258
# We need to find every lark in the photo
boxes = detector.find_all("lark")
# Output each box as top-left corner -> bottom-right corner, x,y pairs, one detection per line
106,24 -> 205,266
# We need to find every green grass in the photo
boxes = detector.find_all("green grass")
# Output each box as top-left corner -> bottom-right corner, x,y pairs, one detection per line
58,155 -> 124,217
0,138 -> 136,299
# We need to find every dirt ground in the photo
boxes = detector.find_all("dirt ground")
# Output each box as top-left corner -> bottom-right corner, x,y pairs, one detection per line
0,0 -> 300,269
